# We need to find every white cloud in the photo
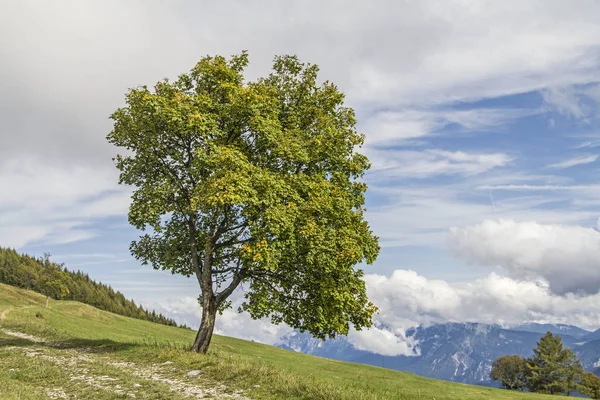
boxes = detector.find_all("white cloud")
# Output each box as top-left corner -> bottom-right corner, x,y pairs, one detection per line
543,83 -> 600,120
548,154 -> 598,168
574,140 -> 600,149
364,269 -> 600,332
367,149 -> 512,179
449,219 -> 600,295
0,156 -> 130,248
480,184 -> 599,191
347,325 -> 420,357
2,0 -> 600,249
2,0 -> 600,160
361,108 -> 535,145
366,182 -> 599,248
543,87 -> 588,119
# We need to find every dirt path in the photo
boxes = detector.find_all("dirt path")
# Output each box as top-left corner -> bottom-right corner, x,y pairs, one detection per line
1,329 -> 250,399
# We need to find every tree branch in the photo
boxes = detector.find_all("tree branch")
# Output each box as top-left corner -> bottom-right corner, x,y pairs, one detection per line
215,269 -> 245,304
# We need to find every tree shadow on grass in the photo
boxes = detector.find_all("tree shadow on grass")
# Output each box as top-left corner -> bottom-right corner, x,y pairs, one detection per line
0,336 -> 137,353
51,338 -> 137,353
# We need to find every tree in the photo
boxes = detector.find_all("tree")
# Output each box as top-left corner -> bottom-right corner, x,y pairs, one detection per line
107,52 -> 380,353
527,331 -> 584,395
580,372 -> 600,399
490,354 -> 529,391
37,265 -> 70,308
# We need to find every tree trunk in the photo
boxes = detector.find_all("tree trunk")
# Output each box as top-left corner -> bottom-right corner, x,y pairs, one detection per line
190,298 -> 217,354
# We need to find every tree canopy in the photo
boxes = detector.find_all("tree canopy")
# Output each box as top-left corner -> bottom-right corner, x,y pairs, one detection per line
489,354 -> 529,391
581,372 -> 600,399
107,52 -> 380,353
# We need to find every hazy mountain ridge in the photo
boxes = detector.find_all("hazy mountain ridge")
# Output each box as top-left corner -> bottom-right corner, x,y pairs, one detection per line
276,322 -> 600,385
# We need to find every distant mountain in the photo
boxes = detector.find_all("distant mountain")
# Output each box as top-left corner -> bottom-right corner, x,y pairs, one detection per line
583,328 -> 600,342
513,323 -> 591,339
276,322 -> 600,385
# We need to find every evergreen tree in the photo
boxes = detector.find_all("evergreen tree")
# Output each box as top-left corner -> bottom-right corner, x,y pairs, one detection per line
527,331 -> 584,395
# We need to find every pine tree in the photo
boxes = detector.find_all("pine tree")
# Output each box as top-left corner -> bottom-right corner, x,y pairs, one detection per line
527,332 -> 584,395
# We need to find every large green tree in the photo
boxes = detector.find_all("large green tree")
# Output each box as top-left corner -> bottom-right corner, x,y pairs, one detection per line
527,332 -> 584,395
107,52 -> 380,353
490,354 -> 529,391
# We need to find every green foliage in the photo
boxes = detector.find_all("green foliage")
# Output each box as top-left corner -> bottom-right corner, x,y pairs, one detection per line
0,247 -> 179,327
490,355 -> 529,391
107,51 -> 380,350
526,332 -> 584,395
581,372 -> 600,399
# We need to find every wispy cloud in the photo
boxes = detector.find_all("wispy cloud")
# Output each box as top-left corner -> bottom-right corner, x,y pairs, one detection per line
367,149 -> 512,180
478,184 -> 600,191
0,156 -> 129,248
543,83 -> 600,121
362,108 -> 538,145
548,154 -> 598,168
69,258 -> 134,267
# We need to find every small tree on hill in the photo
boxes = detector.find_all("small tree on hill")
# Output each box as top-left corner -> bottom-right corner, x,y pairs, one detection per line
490,354 -> 529,390
37,265 -> 69,308
527,331 -> 584,395
580,372 -> 600,399
107,52 -> 380,353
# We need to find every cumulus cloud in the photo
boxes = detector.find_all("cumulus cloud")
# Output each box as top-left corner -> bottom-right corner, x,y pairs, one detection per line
363,269 -> 600,331
449,219 -> 600,295
347,325 -> 420,357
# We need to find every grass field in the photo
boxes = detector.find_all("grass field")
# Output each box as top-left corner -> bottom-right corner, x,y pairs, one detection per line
0,282 -> 559,399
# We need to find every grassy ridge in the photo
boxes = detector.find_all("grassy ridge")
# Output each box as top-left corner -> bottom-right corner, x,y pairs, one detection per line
0,247 -> 180,327
0,283 -> 556,399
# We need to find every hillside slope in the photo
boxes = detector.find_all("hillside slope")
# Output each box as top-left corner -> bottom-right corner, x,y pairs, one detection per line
0,283 -> 560,400
0,247 -> 180,327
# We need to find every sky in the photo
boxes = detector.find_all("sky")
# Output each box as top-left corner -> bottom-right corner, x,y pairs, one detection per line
3,0 -> 600,356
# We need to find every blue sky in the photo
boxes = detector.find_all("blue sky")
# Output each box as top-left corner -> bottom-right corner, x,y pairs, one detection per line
3,0 -> 600,353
